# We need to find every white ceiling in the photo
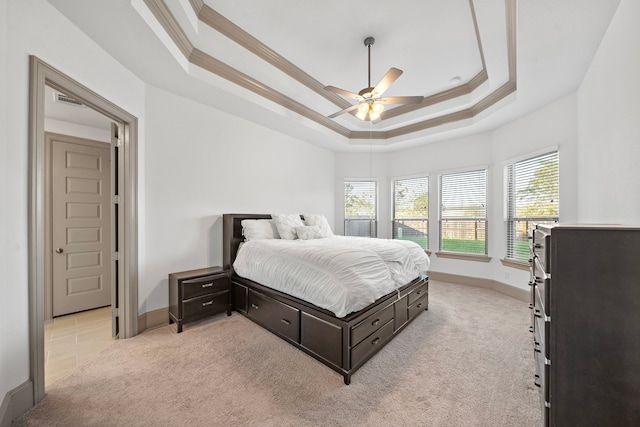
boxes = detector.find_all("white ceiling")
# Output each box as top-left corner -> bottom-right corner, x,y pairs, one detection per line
46,0 -> 620,152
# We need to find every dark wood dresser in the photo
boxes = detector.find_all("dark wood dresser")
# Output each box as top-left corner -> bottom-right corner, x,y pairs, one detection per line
530,224 -> 640,426
169,267 -> 230,333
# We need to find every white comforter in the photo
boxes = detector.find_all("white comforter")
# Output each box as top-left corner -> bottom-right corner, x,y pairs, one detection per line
233,236 -> 430,318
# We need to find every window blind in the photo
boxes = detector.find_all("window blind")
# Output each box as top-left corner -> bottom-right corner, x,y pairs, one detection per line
439,169 -> 487,255
344,180 -> 377,237
392,176 -> 428,249
504,151 -> 559,261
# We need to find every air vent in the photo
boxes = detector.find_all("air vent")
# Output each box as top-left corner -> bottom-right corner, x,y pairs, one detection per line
54,92 -> 86,108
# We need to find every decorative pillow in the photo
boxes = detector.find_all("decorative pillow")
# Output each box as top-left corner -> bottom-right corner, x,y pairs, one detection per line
241,219 -> 280,241
271,214 -> 305,240
303,214 -> 334,237
296,226 -> 325,240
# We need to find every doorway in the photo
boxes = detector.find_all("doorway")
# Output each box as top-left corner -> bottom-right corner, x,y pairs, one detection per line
29,56 -> 138,404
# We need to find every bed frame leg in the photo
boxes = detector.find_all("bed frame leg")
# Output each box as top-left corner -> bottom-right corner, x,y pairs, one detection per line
343,374 -> 351,385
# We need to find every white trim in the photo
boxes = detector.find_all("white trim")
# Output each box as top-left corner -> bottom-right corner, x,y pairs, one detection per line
501,145 -> 559,167
435,163 -> 490,178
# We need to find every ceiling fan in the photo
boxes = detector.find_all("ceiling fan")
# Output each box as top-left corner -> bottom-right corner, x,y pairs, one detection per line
325,37 -> 424,122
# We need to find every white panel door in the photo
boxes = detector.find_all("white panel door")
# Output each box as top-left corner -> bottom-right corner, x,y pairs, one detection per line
52,138 -> 111,316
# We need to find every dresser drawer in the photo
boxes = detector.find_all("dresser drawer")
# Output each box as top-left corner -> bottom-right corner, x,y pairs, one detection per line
533,257 -> 550,313
351,319 -> 394,368
182,274 -> 229,300
248,290 -> 300,343
183,291 -> 229,322
408,281 -> 428,305
534,348 -> 551,418
533,228 -> 551,273
351,303 -> 394,346
408,293 -> 429,319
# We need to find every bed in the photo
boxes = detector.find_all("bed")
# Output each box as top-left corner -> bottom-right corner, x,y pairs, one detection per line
222,213 -> 430,384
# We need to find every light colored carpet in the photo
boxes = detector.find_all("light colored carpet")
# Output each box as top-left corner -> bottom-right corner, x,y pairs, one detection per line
14,281 -> 541,426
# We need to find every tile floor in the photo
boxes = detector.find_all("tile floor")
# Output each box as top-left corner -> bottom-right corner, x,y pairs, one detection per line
44,306 -> 116,388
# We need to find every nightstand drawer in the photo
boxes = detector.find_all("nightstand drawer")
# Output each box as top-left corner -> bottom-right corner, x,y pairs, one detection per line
183,291 -> 229,322
182,274 -> 229,300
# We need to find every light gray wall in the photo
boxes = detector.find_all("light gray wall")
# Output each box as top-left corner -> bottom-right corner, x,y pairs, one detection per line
578,0 -> 640,224
141,84 -> 335,313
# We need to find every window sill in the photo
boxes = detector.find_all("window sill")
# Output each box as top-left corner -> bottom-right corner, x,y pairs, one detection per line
500,258 -> 530,271
435,252 -> 492,263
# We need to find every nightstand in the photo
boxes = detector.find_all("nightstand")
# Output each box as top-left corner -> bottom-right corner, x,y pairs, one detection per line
168,267 -> 230,333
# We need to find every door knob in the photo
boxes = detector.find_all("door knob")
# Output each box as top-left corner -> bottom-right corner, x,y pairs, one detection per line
55,248 -> 64,254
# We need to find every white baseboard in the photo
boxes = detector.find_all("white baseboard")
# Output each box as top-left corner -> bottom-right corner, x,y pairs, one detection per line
138,307 -> 169,334
427,271 -> 529,302
0,381 -> 33,427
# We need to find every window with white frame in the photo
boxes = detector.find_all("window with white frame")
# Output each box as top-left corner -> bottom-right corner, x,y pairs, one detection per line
439,169 -> 488,255
344,180 -> 377,237
504,150 -> 559,262
392,176 -> 428,249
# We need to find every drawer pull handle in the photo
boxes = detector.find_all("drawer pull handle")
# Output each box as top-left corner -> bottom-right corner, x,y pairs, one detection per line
528,303 -> 534,310
371,337 -> 380,345
416,290 -> 422,295
528,326 -> 534,333
202,300 -> 214,307
371,319 -> 380,326
417,303 -> 423,309
281,318 -> 290,325
201,283 -> 214,288
534,309 -> 542,318
534,243 -> 542,249
534,374 -> 541,387
251,304 -> 259,310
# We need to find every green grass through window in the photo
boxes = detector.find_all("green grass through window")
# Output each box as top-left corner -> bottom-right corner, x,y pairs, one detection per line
441,238 -> 485,254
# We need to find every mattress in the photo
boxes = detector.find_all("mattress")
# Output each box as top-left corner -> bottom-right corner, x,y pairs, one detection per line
233,236 -> 430,317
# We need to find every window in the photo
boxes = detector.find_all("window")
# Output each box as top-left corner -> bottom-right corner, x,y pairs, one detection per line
392,177 -> 428,249
504,151 -> 559,262
344,180 -> 377,237
439,169 -> 488,255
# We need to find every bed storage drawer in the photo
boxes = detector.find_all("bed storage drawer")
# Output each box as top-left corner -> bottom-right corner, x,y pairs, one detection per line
248,290 -> 300,343
408,294 -> 428,319
408,282 -> 428,305
351,304 -> 394,346
351,320 -> 394,368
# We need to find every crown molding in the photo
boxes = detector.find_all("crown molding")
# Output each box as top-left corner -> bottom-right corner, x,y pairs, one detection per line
144,0 -> 517,143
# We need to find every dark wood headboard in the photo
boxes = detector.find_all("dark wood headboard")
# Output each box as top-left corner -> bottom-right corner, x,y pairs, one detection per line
222,213 -> 271,272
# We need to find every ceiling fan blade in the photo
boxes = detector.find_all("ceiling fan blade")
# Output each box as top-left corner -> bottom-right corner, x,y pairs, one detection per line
379,95 -> 424,105
372,67 -> 403,96
324,85 -> 362,100
328,103 -> 361,119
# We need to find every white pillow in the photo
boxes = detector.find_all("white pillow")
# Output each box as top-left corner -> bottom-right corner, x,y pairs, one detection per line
296,226 -> 325,240
271,214 -> 305,240
241,219 -> 280,241
303,214 -> 334,237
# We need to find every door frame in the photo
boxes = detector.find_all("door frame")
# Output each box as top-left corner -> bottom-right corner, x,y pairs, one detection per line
28,56 -> 138,404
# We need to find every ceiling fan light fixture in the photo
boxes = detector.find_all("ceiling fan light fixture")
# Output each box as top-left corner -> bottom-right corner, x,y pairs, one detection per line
356,104 -> 369,120
325,36 -> 424,122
